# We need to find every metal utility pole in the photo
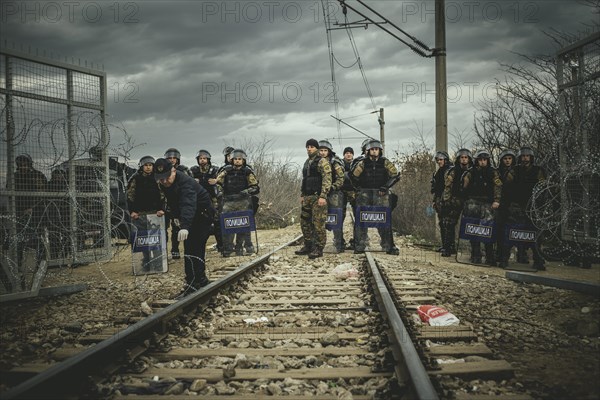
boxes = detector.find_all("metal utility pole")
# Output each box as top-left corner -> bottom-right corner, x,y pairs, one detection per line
379,108 -> 385,148
435,0 -> 448,152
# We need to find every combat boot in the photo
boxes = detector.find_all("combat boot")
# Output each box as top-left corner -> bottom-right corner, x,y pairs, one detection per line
470,241 -> 482,264
445,223 -> 458,255
516,246 -> 529,264
532,261 -> 546,271
485,244 -> 496,266
386,246 -> 400,255
308,247 -> 323,259
295,243 -> 312,255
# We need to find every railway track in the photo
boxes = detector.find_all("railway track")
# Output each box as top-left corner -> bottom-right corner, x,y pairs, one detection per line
2,231 -> 532,399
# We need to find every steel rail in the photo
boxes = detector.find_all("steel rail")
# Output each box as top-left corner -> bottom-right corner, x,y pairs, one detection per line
364,251 -> 439,400
3,235 -> 303,399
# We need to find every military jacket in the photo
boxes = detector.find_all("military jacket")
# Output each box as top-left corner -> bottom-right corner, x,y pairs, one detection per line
216,165 -> 259,197
190,164 -> 220,197
351,156 -> 397,190
462,165 -> 502,203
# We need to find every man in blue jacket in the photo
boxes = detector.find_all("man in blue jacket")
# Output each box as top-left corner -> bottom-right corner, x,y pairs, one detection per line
154,158 -> 214,296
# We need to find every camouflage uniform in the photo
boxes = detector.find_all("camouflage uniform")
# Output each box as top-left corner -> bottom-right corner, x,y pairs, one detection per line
298,150 -> 332,256
461,152 -> 502,265
350,142 -> 399,254
327,156 -> 345,252
441,150 -> 473,257
216,161 -> 259,256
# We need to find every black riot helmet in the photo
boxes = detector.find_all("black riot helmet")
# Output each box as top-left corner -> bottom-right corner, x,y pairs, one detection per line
454,148 -> 472,162
499,149 -> 516,166
138,155 -> 155,168
15,153 -> 33,168
361,138 -> 372,153
366,139 -> 383,151
518,146 -> 535,164
318,140 -> 334,153
474,149 -> 491,159
164,148 -> 181,160
222,146 -> 234,156
434,151 -> 450,161
499,149 -> 516,160
196,149 -> 211,160
231,149 -> 247,160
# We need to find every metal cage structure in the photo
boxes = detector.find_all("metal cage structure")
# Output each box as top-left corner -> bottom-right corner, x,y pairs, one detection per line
0,48 -> 112,296
556,32 -> 600,246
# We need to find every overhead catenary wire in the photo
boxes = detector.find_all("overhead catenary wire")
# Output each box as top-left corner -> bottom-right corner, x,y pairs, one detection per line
321,0 -> 380,148
342,8 -> 377,113
321,0 -> 343,140
337,0 -> 433,58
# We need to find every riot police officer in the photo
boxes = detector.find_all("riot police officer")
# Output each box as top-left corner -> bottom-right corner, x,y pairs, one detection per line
512,146 -> 546,270
190,150 -> 223,253
441,149 -> 473,257
341,147 -> 357,249
461,150 -> 502,265
215,149 -> 260,257
163,148 -> 192,259
127,156 -> 163,219
496,149 -> 516,268
127,156 -> 164,270
350,139 -> 400,255
318,140 -> 345,253
296,139 -> 332,259
154,158 -> 214,295
431,151 -> 452,253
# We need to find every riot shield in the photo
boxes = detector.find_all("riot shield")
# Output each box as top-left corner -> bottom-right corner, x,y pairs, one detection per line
131,214 -> 168,275
326,191 -> 344,231
456,198 -> 496,266
220,195 -> 257,256
353,189 -> 392,252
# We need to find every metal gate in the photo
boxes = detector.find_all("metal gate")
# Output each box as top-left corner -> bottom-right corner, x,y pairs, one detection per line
0,48 -> 112,296
556,32 -> 600,246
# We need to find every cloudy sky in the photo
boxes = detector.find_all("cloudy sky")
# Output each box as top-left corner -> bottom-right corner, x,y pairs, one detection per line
1,0 -> 596,168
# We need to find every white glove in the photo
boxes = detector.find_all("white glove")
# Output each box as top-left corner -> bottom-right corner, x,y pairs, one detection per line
177,229 -> 189,242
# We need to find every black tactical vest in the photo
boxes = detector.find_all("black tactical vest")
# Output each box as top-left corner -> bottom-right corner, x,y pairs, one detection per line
513,165 -> 543,206
359,157 -> 388,189
467,166 -> 496,202
223,166 -> 250,195
131,172 -> 162,212
302,156 -> 323,195
191,164 -> 218,192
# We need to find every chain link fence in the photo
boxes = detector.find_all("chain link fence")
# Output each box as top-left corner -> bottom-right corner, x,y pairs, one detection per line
0,48 -> 113,296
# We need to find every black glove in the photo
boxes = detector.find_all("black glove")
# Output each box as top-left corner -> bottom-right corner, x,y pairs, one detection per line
379,186 -> 388,195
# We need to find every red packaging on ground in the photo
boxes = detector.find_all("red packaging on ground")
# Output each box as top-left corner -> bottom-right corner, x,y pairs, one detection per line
417,305 -> 460,326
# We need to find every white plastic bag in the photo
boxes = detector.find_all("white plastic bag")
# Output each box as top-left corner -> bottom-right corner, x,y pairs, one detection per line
331,263 -> 359,280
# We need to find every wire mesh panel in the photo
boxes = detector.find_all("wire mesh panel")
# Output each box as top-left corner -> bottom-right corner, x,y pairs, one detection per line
0,49 -> 110,296
556,32 -> 600,246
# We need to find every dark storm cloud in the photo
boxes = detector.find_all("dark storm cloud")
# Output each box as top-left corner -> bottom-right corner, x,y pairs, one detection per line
1,0 -> 595,163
